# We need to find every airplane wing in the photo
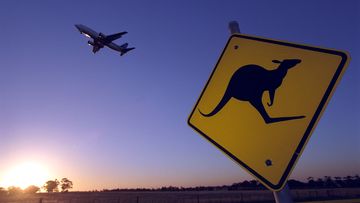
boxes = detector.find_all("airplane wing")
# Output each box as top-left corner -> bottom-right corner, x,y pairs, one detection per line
105,31 -> 128,42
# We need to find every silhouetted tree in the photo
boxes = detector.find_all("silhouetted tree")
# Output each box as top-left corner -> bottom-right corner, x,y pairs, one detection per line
353,174 -> 360,187
315,178 -> 324,188
60,178 -> 73,192
7,186 -> 22,195
249,180 -> 258,188
43,179 -> 59,193
288,179 -> 306,189
343,175 -> 354,187
324,176 -> 336,188
239,180 -> 251,188
24,185 -> 40,194
306,176 -> 316,188
229,183 -> 241,190
334,176 -> 343,187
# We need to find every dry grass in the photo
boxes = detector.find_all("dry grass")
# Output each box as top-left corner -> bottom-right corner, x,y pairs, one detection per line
0,188 -> 359,203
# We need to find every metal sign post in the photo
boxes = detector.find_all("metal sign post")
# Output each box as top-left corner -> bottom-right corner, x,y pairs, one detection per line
228,21 -> 294,203
273,184 -> 294,203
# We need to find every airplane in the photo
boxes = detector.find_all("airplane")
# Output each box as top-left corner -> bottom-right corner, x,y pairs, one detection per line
75,24 -> 135,56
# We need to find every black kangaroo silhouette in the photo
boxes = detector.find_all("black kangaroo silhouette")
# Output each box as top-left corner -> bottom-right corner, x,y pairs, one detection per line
199,59 -> 305,124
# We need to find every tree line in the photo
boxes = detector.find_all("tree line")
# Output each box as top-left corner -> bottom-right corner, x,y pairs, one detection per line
1,175 -> 359,195
102,175 -> 360,192
0,178 -> 73,195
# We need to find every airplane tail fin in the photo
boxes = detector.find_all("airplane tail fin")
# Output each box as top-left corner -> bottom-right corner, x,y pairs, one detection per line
119,43 -> 135,56
120,43 -> 129,49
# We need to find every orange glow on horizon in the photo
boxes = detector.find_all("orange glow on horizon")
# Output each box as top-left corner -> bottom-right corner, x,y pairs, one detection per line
0,162 -> 51,189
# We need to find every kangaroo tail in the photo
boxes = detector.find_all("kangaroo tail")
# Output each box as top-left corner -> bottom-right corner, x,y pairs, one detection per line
199,93 -> 231,117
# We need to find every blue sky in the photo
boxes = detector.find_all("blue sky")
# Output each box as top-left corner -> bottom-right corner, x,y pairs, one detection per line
0,1 -> 359,190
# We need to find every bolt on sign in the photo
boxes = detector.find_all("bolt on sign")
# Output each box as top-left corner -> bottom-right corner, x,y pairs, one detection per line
188,34 -> 350,191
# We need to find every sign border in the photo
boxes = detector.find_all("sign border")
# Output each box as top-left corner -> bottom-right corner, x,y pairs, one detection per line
188,34 -> 349,191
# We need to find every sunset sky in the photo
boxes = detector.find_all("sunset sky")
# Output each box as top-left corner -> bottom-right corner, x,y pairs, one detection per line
0,1 -> 359,191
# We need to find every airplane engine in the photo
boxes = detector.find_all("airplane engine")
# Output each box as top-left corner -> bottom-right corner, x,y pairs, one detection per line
87,40 -> 95,46
99,32 -> 106,38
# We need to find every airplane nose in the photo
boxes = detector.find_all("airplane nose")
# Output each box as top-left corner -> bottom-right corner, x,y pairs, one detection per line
74,24 -> 82,31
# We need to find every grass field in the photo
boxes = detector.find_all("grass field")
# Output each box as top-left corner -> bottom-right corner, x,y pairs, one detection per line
0,188 -> 359,203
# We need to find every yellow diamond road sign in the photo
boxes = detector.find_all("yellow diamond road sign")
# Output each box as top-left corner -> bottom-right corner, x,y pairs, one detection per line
188,34 -> 350,191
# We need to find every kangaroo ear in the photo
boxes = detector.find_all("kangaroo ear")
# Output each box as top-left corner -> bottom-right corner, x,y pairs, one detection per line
272,60 -> 281,63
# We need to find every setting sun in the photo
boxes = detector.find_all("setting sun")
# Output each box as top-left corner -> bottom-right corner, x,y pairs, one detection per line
0,162 -> 51,189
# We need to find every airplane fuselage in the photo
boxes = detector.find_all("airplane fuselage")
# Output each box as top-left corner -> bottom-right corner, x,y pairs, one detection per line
75,24 -> 98,40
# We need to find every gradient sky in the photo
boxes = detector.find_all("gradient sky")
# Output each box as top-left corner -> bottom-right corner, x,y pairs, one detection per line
0,1 -> 359,191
